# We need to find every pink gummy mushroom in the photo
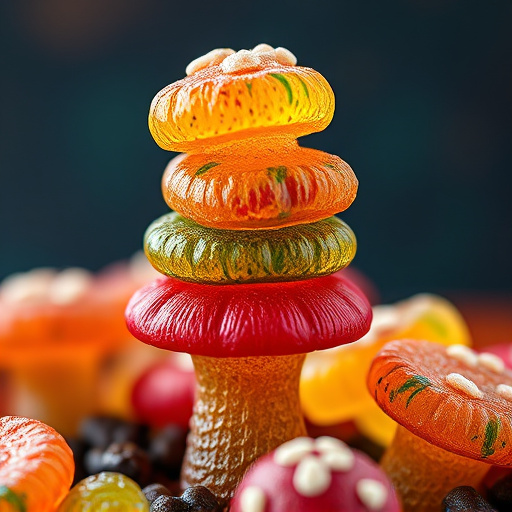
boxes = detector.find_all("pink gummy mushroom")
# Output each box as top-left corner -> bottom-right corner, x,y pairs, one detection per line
230,436 -> 400,512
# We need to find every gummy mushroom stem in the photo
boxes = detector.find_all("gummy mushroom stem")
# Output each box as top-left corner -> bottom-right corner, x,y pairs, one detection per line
381,425 -> 490,512
181,353 -> 307,503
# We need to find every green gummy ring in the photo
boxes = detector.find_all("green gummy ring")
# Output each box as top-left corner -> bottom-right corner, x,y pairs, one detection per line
144,212 -> 357,284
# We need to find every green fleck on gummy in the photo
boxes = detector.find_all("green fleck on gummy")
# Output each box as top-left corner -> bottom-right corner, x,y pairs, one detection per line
389,375 -> 431,407
245,82 -> 253,96
196,162 -> 221,176
0,487 -> 27,512
267,166 -> 287,184
482,418 -> 501,458
269,73 -> 293,105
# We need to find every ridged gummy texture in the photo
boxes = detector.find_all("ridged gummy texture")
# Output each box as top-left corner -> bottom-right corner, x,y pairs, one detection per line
181,354 -> 307,503
144,213 -> 356,284
368,339 -> 512,465
161,144 -> 358,230
149,64 -> 334,153
382,426 -> 489,512
57,472 -> 148,511
125,272 -> 372,357
0,416 -> 74,512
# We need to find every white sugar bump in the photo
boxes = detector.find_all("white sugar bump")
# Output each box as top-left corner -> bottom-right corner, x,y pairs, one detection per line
275,47 -> 297,66
478,353 -> 505,374
356,479 -> 388,511
49,268 -> 92,305
293,455 -> 331,497
497,384 -> 512,401
221,50 -> 262,74
446,345 -> 478,367
446,373 -> 483,399
321,449 -> 355,472
315,436 -> 349,453
186,48 -> 235,75
315,437 -> 354,471
240,486 -> 266,512
274,437 -> 314,467
252,43 -> 274,54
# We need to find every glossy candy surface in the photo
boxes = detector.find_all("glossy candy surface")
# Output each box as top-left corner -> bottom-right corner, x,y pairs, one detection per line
0,416 -> 74,512
126,272 -> 372,357
231,436 -> 400,512
57,472 -> 149,511
131,361 -> 195,429
149,49 -> 334,153
161,144 -> 357,230
145,213 -> 356,284
368,339 -> 512,465
300,294 -> 471,445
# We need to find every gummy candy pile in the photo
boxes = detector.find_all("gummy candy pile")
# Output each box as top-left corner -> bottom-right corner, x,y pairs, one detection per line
1,45 -> 512,512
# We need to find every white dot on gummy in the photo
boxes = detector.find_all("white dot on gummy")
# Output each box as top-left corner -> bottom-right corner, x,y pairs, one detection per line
240,486 -> 266,512
478,353 -> 505,374
446,345 -> 478,367
446,373 -> 483,399
497,384 -> 512,400
315,436 -> 349,453
275,47 -> 297,66
293,455 -> 331,497
252,43 -> 274,53
274,437 -> 314,466
186,48 -> 235,75
221,50 -> 262,74
356,479 -> 388,511
321,449 -> 355,472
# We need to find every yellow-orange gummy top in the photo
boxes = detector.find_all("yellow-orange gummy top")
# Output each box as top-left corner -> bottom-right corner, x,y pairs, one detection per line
149,44 -> 335,153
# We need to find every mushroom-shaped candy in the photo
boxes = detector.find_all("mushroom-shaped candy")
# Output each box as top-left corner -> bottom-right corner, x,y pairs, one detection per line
126,272 -> 371,501
230,436 -> 400,512
0,256 -> 160,434
301,293 -> 470,446
368,339 -> 512,512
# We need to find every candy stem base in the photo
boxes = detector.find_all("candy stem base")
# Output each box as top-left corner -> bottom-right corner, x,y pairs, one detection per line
181,353 -> 307,503
381,424 -> 490,512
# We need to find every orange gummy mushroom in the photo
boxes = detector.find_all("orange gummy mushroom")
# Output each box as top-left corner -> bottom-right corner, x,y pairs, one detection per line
0,258 -> 158,435
368,339 -> 512,512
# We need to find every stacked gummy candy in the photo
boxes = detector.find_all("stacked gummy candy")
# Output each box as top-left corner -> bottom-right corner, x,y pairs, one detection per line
125,44 -> 372,504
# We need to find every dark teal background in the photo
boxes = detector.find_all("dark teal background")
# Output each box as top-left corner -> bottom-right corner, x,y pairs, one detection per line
1,0 -> 511,301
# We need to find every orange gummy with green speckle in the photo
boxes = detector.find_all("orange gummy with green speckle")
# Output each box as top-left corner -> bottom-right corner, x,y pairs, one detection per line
300,294 -> 471,445
0,416 -> 74,512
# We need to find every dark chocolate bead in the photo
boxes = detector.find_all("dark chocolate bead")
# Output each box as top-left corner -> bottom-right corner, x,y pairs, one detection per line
181,486 -> 221,511
80,415 -> 149,449
149,425 -> 188,479
150,495 -> 189,512
488,473 -> 512,510
143,483 -> 173,504
442,486 -> 497,511
84,441 -> 152,486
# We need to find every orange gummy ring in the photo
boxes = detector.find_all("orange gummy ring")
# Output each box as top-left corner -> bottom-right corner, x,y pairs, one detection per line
149,47 -> 334,153
161,143 -> 357,230
0,416 -> 74,511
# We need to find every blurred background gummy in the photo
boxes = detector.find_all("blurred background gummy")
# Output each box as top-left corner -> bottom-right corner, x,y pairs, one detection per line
0,0 -> 511,303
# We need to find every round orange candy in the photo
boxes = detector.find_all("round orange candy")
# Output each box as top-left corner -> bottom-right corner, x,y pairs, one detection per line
0,416 -> 74,511
161,143 -> 357,230
149,45 -> 334,153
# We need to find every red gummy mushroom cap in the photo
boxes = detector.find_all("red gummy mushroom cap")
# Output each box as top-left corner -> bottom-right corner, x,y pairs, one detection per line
230,436 -> 400,512
368,339 -> 512,466
125,272 -> 371,357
